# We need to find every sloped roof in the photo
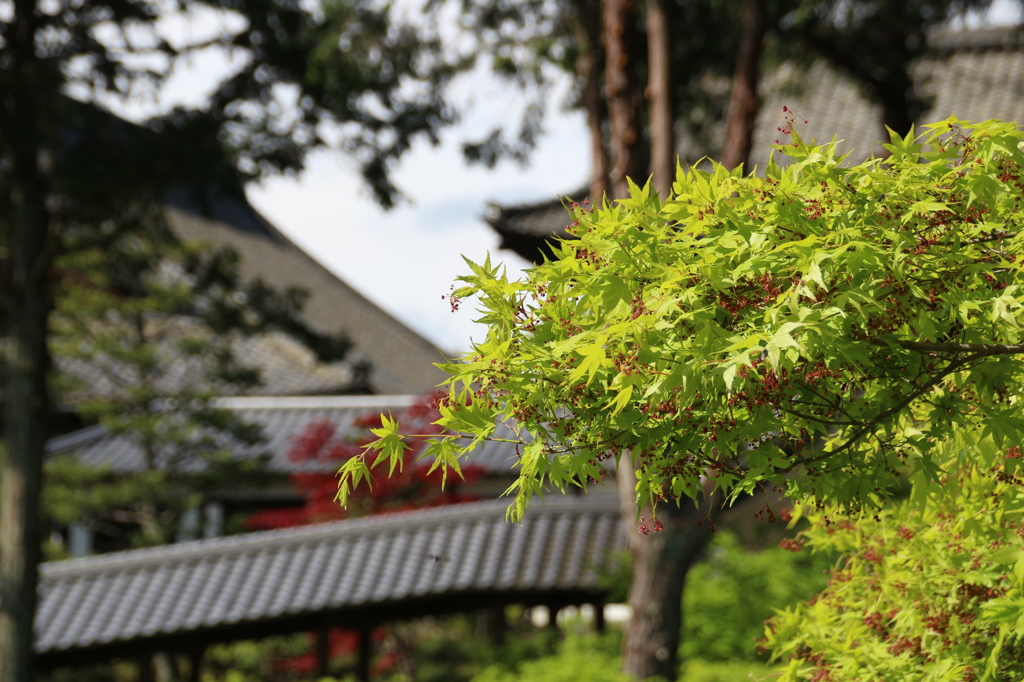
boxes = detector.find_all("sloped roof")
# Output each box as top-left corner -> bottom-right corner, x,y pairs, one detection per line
57,326 -> 363,404
54,101 -> 448,399
46,395 -> 524,475
486,26 -> 1024,258
749,26 -> 1024,172
35,495 -> 624,665
165,198 -> 449,395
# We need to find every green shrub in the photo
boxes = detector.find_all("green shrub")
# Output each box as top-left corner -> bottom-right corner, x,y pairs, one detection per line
471,633 -> 630,682
682,530 -> 835,663
679,658 -> 776,682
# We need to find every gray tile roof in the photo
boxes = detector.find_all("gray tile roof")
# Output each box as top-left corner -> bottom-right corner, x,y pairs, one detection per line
749,27 -> 1024,173
56,327 -> 362,406
47,395 -> 525,475
35,495 -> 624,662
166,202 -> 449,395
487,26 -> 1024,242
53,104 -> 448,400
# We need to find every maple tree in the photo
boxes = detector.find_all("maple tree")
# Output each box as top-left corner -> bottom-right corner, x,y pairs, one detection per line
352,116 -> 1024,519
344,117 -> 1024,679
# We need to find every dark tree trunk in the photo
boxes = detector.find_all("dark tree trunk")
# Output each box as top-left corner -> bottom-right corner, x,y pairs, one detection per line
618,456 -> 714,680
645,0 -> 673,196
799,33 -> 919,140
0,2 -> 52,680
602,0 -> 645,199
877,79 -> 916,137
573,0 -> 610,201
721,0 -> 766,171
606,4 -> 713,678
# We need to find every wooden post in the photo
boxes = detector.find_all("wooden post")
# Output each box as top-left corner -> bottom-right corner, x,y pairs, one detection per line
316,625 -> 331,679
594,598 -> 606,634
137,654 -> 155,682
486,604 -> 507,645
547,604 -> 560,632
357,627 -> 372,682
188,647 -> 205,682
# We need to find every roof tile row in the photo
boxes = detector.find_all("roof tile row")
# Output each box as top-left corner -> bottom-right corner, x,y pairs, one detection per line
36,495 -> 625,656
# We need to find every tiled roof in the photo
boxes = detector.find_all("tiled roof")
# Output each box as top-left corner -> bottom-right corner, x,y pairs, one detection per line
55,102 -> 449,398
46,395 -> 525,475
487,26 -> 1024,243
56,328 -> 361,406
165,200 -> 449,396
35,495 -> 625,662
749,27 -> 1024,173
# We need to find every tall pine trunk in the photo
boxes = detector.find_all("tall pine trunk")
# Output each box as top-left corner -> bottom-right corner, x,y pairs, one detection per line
602,0 -> 644,199
645,0 -> 673,196
721,0 -> 766,171
573,0 -> 610,201
1,1 -> 51,679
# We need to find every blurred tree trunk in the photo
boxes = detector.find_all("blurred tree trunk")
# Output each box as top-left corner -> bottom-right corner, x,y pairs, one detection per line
721,0 -> 766,171
574,0 -> 610,201
605,1 -> 698,678
603,0 -> 645,199
645,0 -> 673,195
617,456 -> 715,680
0,1 -> 52,679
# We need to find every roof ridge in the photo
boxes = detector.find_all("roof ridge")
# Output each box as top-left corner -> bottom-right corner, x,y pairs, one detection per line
210,394 -> 421,409
45,424 -> 109,455
38,495 -> 619,578
928,25 -> 1024,52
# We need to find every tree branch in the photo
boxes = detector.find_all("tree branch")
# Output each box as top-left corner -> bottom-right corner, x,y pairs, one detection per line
885,340 -> 1024,356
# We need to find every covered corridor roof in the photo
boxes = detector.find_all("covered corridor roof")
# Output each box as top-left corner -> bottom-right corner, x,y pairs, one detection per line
36,494 -> 625,667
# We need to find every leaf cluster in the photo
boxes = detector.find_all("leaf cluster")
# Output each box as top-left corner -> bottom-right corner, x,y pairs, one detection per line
764,435 -> 1024,681
354,118 -> 1024,521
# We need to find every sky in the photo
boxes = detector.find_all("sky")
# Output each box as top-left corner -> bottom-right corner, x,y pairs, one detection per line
102,0 -> 1023,357
245,73 -> 588,356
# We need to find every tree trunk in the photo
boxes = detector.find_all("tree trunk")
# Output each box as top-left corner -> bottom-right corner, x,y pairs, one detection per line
573,0 -> 610,201
877,79 -> 916,138
721,0 -> 766,172
602,0 -> 645,199
0,3 -> 52,680
797,31 -> 918,141
617,456 -> 714,680
645,0 -> 673,196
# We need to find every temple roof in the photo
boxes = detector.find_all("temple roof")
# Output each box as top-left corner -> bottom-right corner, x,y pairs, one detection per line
53,101 -> 448,400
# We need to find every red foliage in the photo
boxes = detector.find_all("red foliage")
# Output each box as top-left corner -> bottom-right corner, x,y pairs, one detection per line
246,392 -> 486,530
249,393 -> 487,673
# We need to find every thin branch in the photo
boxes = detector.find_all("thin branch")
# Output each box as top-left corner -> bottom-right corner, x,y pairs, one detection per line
792,355 -> 977,468
885,340 -> 1024,355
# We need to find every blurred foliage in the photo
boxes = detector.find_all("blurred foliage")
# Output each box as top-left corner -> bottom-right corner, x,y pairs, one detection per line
470,631 -> 630,682
682,530 -> 836,663
679,658 -> 775,682
43,215 -> 354,553
246,395 -> 485,530
0,0 -> 467,209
